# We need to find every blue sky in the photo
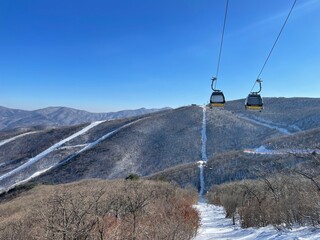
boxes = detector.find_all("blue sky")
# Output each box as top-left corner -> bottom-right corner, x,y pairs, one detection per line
0,0 -> 319,112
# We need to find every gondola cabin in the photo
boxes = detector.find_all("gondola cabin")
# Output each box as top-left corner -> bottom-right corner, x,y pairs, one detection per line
245,93 -> 263,111
210,91 -> 225,107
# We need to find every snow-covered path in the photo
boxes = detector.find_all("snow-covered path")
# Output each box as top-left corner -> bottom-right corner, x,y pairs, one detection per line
194,202 -> 320,240
0,131 -> 38,147
194,202 -> 242,240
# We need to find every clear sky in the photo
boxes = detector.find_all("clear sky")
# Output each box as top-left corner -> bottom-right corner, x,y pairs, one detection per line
1,0 -> 319,112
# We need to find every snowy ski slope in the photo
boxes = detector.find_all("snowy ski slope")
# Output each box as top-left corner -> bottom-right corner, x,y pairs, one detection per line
199,106 -> 208,197
0,131 -> 38,147
236,115 -> 294,135
0,121 -> 105,185
1,117 -> 147,191
195,106 -> 319,239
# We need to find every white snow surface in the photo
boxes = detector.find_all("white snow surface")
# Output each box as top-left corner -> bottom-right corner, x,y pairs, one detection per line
201,106 -> 208,161
237,115 -> 292,135
62,117 -> 146,162
194,202 -> 320,240
244,146 -> 320,155
199,106 -> 208,196
0,131 -> 38,147
58,144 -> 89,150
12,167 -> 54,188
0,121 -> 105,182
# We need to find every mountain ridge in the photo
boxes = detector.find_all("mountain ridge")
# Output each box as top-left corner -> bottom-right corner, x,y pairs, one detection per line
0,105 -> 170,130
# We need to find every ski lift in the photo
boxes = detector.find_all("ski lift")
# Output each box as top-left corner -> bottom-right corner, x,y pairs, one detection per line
244,0 -> 297,112
245,79 -> 263,111
210,77 -> 225,107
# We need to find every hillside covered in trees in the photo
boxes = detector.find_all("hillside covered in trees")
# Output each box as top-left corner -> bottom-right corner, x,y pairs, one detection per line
0,98 -> 319,239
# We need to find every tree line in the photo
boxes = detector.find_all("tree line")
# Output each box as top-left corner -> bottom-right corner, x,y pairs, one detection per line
0,179 -> 200,240
207,172 -> 320,228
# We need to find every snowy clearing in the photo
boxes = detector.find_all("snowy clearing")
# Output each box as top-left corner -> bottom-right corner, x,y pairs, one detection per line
199,106 -> 208,196
244,145 -> 320,155
57,144 -> 89,150
0,131 -> 38,147
237,115 -> 293,135
12,167 -> 54,188
194,202 -> 320,240
201,106 -> 208,162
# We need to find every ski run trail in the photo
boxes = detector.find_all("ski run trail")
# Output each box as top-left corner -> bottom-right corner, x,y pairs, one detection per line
0,117 -> 146,191
194,106 -> 320,240
0,120 -> 106,183
236,115 -> 296,135
199,106 -> 208,197
244,145 -> 320,155
0,131 -> 38,147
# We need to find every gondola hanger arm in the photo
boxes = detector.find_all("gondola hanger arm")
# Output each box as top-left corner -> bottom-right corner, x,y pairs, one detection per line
255,79 -> 262,94
211,77 -> 217,91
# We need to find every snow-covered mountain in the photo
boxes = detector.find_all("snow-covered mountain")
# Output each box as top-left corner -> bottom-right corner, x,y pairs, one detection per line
0,97 -> 320,240
0,98 -> 319,192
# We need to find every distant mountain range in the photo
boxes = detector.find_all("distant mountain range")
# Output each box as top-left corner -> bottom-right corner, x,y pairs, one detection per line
0,106 -> 170,130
